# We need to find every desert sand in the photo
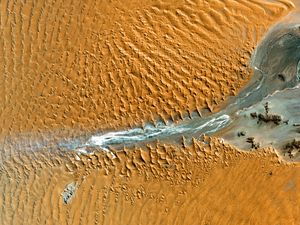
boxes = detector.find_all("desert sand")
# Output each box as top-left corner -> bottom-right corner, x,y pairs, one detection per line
0,0 -> 294,134
2,139 -> 300,224
1,0 -> 300,225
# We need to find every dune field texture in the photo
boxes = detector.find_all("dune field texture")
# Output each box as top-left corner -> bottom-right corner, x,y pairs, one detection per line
1,0 -> 300,225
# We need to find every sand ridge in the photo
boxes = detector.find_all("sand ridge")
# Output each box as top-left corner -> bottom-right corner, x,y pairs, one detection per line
0,0 -> 294,136
1,0 -> 300,224
1,138 -> 300,224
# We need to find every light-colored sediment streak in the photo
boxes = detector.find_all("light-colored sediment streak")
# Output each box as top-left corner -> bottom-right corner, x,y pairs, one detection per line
218,13 -> 300,160
0,0 -> 295,161
0,0 -> 293,137
3,13 -> 300,160
62,182 -> 77,204
82,114 -> 231,149
60,14 -> 300,159
2,1 -> 300,225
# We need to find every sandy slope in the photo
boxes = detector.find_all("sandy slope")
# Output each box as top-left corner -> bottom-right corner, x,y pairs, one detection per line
1,0 -> 300,225
0,0 -> 294,135
1,138 -> 300,224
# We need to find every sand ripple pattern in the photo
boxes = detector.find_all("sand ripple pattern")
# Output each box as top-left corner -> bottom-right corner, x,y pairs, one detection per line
1,139 -> 300,225
0,0 -> 293,135
0,1 -> 297,225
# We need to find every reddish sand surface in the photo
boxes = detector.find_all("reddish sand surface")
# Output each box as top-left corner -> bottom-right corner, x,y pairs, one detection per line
1,0 -> 300,225
0,0 -> 294,134
1,139 -> 300,224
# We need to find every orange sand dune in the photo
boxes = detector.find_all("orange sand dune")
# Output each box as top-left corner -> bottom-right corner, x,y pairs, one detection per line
1,1 -> 299,225
0,0 -> 294,135
1,139 -> 300,224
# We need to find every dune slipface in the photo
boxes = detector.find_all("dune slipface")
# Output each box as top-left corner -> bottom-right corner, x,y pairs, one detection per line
0,0 -> 294,135
2,0 -> 300,225
5,16 -> 300,161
